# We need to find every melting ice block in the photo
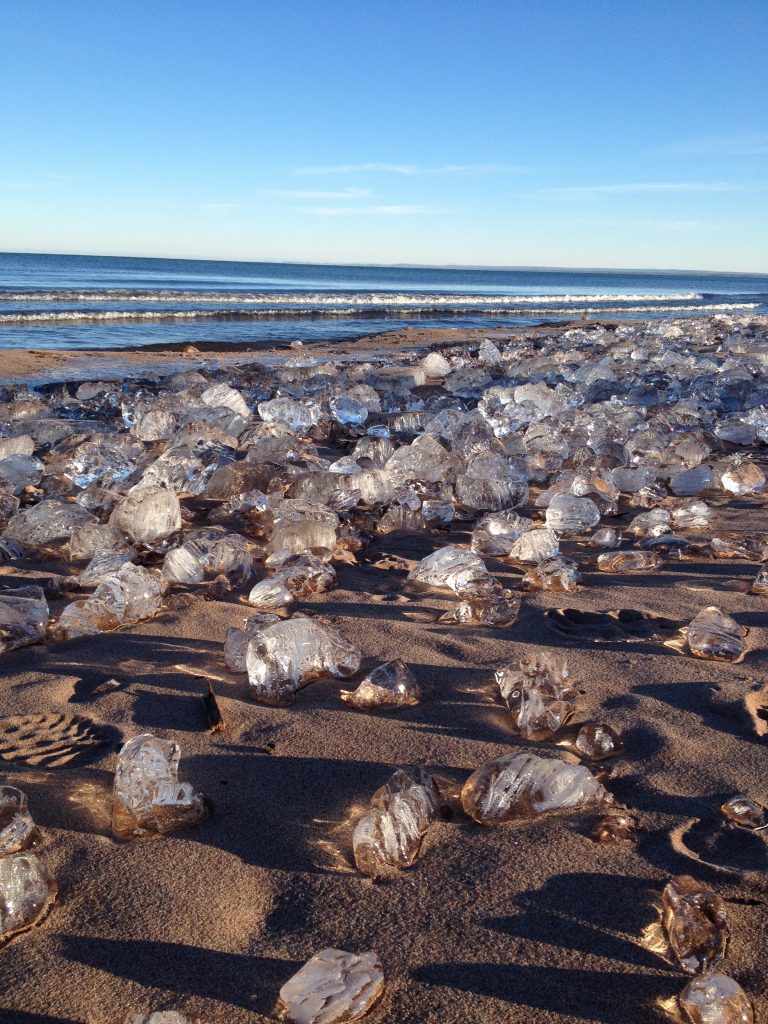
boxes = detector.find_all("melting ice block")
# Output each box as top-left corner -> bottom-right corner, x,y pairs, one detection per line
661,875 -> 728,975
596,550 -> 662,573
56,563 -> 164,639
678,974 -> 754,1024
407,545 -> 489,595
112,484 -> 181,549
5,499 -> 97,547
495,653 -> 577,741
0,585 -> 49,654
0,786 -> 36,855
720,795 -> 767,830
341,659 -> 421,710
573,722 -> 623,760
353,769 -> 439,878
124,1015 -> 197,1024
0,852 -> 57,942
521,556 -> 581,592
278,948 -> 384,1024
112,734 -> 207,839
544,494 -> 600,534
246,617 -> 361,705
685,607 -> 747,662
461,751 -> 611,824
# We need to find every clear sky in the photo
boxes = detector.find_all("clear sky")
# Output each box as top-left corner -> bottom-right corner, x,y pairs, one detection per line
1,0 -> 766,271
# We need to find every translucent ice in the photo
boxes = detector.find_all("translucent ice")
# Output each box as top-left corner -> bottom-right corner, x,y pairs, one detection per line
720,795 -> 767,830
341,659 -> 421,710
0,786 -> 36,855
440,581 -> 521,627
462,751 -> 611,824
124,1014 -> 197,1024
596,550 -> 662,573
112,485 -> 181,549
407,546 -> 489,595
5,500 -> 97,547
573,722 -> 623,760
246,617 -> 361,705
56,564 -> 164,639
661,875 -> 728,974
507,528 -> 560,565
0,852 -> 56,942
353,770 -> 437,878
277,948 -> 384,1024
720,459 -> 765,496
495,653 -> 577,740
678,974 -> 754,1024
685,607 -> 747,662
545,494 -> 600,535
112,734 -> 207,839
471,510 -> 533,557
0,585 -> 49,654
521,556 -> 581,592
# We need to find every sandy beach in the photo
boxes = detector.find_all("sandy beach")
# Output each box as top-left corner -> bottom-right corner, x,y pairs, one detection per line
0,319 -> 766,1024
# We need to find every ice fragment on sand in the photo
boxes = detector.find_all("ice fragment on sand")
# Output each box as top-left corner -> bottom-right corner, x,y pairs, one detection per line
495,653 -> 577,741
440,581 -> 521,627
112,734 -> 207,839
5,500 -> 97,547
521,556 -> 581,592
544,494 -> 600,534
224,613 -> 281,672
0,852 -> 56,943
112,484 -> 181,549
751,567 -> 768,595
461,751 -> 611,824
507,528 -> 560,564
246,617 -> 361,705
278,948 -> 384,1024
720,459 -> 765,496
720,795 -> 767,830
407,545 -> 489,595
0,786 -> 36,855
124,1015 -> 197,1024
471,510 -> 533,557
574,722 -> 624,760
596,550 -> 662,573
341,659 -> 421,710
685,607 -> 747,662
55,563 -> 164,639
0,586 -> 49,654
661,875 -> 728,975
590,813 -> 635,845
678,973 -> 754,1024
353,768 -> 438,878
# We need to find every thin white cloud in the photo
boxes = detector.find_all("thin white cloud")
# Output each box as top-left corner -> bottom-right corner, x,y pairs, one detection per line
540,182 -> 748,196
259,187 -> 374,199
303,204 -> 435,216
653,135 -> 768,157
295,162 -> 521,176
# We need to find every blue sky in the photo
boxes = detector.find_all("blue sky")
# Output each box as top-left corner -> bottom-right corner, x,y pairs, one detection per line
1,0 -> 766,271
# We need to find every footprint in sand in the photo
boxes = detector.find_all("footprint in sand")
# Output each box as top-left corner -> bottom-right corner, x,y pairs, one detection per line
744,683 -> 768,738
670,817 -> 768,875
546,607 -> 682,643
0,712 -> 119,768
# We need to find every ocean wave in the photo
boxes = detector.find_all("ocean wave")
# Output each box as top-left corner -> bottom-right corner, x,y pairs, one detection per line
0,302 -> 758,325
0,289 -> 708,305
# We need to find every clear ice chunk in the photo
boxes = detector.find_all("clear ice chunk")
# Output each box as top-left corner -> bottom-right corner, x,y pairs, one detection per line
461,751 -> 611,824
573,722 -> 623,760
5,500 -> 97,547
471,510 -> 533,556
590,813 -> 635,845
440,581 -> 521,627
112,485 -> 181,549
507,528 -> 560,564
223,613 -> 281,672
340,659 -> 421,710
720,459 -> 765,496
662,875 -> 728,974
0,786 -> 36,855
0,585 -> 49,654
124,1014 -> 196,1024
407,545 -> 489,595
112,734 -> 207,839
596,550 -> 662,573
56,564 -> 164,639
495,653 -> 577,740
678,974 -> 754,1024
521,556 -> 581,592
720,795 -> 767,830
685,607 -> 747,662
246,617 -> 361,705
544,494 -> 600,534
247,578 -> 294,610
277,948 -> 384,1024
353,770 -> 437,878
0,852 -> 57,942
750,567 -> 768,595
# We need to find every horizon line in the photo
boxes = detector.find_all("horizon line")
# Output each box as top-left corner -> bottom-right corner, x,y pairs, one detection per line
1,249 -> 766,278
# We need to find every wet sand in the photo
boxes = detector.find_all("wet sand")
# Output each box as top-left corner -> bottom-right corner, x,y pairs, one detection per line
0,326 -> 766,1024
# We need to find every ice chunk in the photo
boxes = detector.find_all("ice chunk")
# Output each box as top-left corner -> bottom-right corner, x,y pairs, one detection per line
661,875 -> 728,974
422,351 -> 451,377
720,795 -> 767,830
341,659 -> 421,710
224,613 -> 281,672
0,786 -> 36,855
62,437 -> 137,487
462,751 -> 611,824
246,617 -> 361,705
201,382 -> 250,420
627,509 -> 671,538
471,510 -> 533,556
669,465 -> 712,496
521,556 -> 581,592
112,485 -> 181,549
750,567 -> 768,595
495,653 -> 576,740
0,585 -> 49,654
0,852 -> 57,942
408,546 -> 489,595
573,722 -> 623,760
685,607 -> 747,662
545,494 -> 600,534
678,974 -> 754,1024
124,1014 -> 196,1024
277,948 -> 384,1024
258,397 -> 322,432
507,528 -> 560,564
455,474 -> 528,512
720,458 -> 765,496
112,734 -> 207,839
590,813 -> 635,845
56,564 -> 164,639
329,395 -> 369,425
5,500 -> 97,547
440,581 -> 521,627
596,551 -> 662,573
353,770 -> 438,878
0,454 -> 44,493
672,501 -> 711,531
